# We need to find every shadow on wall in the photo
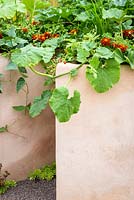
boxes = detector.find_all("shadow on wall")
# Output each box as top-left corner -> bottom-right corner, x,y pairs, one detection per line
0,56 -> 55,181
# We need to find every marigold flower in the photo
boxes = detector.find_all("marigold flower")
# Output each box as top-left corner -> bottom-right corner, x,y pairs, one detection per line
117,44 -> 128,52
100,37 -> 111,46
32,34 -> 38,40
69,29 -> 78,35
0,33 -> 3,39
123,29 -> 134,38
52,33 -> 60,38
32,21 -> 39,25
111,42 -> 128,52
44,32 -> 51,38
22,27 -> 28,33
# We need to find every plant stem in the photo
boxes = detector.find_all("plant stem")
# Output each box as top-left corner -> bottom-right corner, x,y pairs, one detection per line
53,63 -> 83,79
30,63 -> 84,80
29,66 -> 54,78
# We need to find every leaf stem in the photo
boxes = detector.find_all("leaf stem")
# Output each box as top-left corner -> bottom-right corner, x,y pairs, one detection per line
53,63 -> 83,79
29,63 -> 84,80
29,66 -> 54,78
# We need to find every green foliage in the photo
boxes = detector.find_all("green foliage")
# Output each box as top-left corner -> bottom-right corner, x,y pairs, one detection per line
86,58 -> 120,93
30,90 -> 52,117
0,0 -> 133,122
0,125 -> 8,133
49,87 -> 81,122
12,105 -> 30,112
0,180 -> 16,194
29,162 -> 56,181
16,77 -> 26,93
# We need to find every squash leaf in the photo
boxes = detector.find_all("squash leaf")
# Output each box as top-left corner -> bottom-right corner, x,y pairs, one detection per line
30,90 -> 52,117
86,58 -> 120,93
49,87 -> 81,122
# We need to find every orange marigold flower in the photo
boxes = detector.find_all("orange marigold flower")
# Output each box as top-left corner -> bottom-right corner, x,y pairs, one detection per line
123,29 -> 134,38
22,27 -> 28,33
112,42 -> 128,52
32,21 -> 39,25
69,29 -> 78,35
111,42 -> 118,48
52,33 -> 60,38
44,32 -> 51,39
100,37 -> 111,46
32,34 -> 38,40
117,44 -> 128,52
0,33 -> 3,39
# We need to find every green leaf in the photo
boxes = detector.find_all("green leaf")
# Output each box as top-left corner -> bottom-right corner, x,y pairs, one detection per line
49,87 -> 81,122
95,47 -> 113,59
0,73 -> 3,78
86,58 -> 120,93
6,62 -> 18,71
30,90 -> 52,118
16,77 -> 26,93
90,56 -> 100,69
113,48 -> 126,64
111,0 -> 127,7
102,8 -> 124,20
7,26 -> 16,38
42,47 -> 55,63
0,125 -> 8,133
44,78 -> 54,86
11,44 -> 54,67
42,38 -> 59,49
12,105 -> 26,111
75,12 -> 88,22
77,47 -> 89,63
0,3 -> 16,19
125,50 -> 134,69
70,69 -> 78,77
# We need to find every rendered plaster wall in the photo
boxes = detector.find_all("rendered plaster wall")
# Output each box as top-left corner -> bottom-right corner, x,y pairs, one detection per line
56,63 -> 134,200
0,56 -> 55,181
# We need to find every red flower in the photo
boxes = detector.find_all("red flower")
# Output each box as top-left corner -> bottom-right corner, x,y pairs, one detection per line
52,33 -> 60,38
32,21 -> 39,25
44,32 -> 51,39
117,44 -> 128,52
112,42 -> 128,52
22,27 -> 28,33
101,37 -> 111,46
123,30 -> 134,39
0,33 -> 3,39
32,34 -> 38,40
69,29 -> 78,35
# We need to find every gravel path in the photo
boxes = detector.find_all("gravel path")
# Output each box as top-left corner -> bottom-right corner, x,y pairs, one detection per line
0,179 -> 56,200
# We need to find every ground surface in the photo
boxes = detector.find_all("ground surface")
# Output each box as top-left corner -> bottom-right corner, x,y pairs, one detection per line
0,179 -> 56,200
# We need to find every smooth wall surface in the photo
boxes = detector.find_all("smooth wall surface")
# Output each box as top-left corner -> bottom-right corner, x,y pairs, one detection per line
56,63 -> 134,200
0,56 -> 55,180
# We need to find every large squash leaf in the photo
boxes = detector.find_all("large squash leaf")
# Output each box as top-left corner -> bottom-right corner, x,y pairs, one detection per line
11,44 -> 55,67
86,58 -> 120,93
49,87 -> 81,122
0,1 -> 25,19
30,90 -> 52,118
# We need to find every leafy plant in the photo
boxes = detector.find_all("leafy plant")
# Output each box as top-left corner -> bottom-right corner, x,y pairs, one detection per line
0,163 -> 16,194
29,162 -> 56,181
0,0 -> 133,123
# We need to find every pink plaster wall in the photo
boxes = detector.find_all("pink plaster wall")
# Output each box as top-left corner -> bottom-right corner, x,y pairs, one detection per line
56,63 -> 134,200
0,56 -> 55,180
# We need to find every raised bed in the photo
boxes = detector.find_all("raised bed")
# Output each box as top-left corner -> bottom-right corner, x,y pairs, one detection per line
56,63 -> 134,200
0,56 -> 55,181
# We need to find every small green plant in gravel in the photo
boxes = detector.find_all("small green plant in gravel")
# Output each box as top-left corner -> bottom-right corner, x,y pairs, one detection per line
0,163 -> 16,194
28,162 -> 56,181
